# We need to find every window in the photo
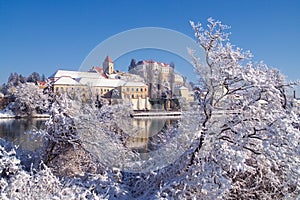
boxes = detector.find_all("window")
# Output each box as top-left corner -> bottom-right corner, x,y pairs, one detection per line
141,88 -> 143,92
127,88 -> 129,92
136,88 -> 139,92
131,88 -> 134,92
132,94 -> 134,98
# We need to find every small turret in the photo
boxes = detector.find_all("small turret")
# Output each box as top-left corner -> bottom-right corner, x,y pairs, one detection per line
129,58 -> 136,71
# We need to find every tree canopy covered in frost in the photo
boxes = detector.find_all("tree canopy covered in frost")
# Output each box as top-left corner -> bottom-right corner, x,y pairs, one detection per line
10,83 -> 50,116
156,18 -> 300,199
0,18 -> 299,199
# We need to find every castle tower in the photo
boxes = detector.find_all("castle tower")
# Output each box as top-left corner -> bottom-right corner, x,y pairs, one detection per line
103,55 -> 114,75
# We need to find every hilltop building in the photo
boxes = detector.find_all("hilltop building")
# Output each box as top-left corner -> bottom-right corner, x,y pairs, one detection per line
128,60 -> 185,98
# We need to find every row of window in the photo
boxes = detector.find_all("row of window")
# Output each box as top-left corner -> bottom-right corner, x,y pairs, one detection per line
55,87 -> 112,92
127,94 -> 146,99
161,68 -> 169,73
96,88 -> 112,92
123,87 -> 147,92
55,87 -> 77,92
54,87 -> 149,98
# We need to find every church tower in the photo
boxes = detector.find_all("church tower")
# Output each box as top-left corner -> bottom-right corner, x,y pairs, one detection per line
103,55 -> 114,74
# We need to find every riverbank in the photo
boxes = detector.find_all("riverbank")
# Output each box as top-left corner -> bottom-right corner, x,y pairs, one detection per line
0,110 -> 50,119
131,111 -> 182,118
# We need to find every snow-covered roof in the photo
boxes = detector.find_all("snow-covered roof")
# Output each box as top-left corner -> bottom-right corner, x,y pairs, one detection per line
123,82 -> 147,87
54,77 -> 81,85
49,70 -> 104,80
89,67 -> 106,78
179,86 -> 188,90
49,69 -> 149,89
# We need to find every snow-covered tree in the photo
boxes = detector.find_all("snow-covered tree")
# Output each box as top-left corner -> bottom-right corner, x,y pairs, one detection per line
27,72 -> 41,83
156,18 -> 300,199
7,72 -> 20,87
11,83 -> 49,116
0,139 -> 126,200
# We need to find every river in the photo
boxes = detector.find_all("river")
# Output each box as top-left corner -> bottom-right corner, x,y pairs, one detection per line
0,117 -> 180,153
0,118 -> 46,151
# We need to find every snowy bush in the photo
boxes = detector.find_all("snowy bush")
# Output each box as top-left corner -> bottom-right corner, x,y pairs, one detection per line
0,141 -> 127,199
10,83 -> 50,116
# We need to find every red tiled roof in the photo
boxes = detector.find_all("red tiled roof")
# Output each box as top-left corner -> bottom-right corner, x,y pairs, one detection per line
37,81 -> 47,86
91,66 -> 107,78
92,66 -> 104,73
105,55 -> 113,63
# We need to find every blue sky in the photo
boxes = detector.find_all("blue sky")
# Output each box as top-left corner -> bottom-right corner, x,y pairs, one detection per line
0,0 -> 299,85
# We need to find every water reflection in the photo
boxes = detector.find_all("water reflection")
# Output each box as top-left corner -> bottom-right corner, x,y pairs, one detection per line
0,118 -> 46,151
0,117 -> 180,155
126,117 -> 180,153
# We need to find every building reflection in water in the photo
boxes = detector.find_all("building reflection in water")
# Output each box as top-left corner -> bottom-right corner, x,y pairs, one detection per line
125,117 -> 179,153
0,117 -> 180,158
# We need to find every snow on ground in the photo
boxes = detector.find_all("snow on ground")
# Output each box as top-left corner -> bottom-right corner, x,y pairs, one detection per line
0,109 -> 15,118
0,108 -> 50,119
32,113 -> 50,118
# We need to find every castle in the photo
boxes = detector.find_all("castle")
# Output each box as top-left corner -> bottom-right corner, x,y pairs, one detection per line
49,56 -> 193,110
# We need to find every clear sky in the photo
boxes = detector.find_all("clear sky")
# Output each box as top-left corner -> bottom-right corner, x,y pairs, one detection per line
0,0 -> 299,85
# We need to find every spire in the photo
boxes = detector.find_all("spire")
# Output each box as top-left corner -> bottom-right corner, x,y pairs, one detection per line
105,55 -> 113,63
103,55 -> 114,75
